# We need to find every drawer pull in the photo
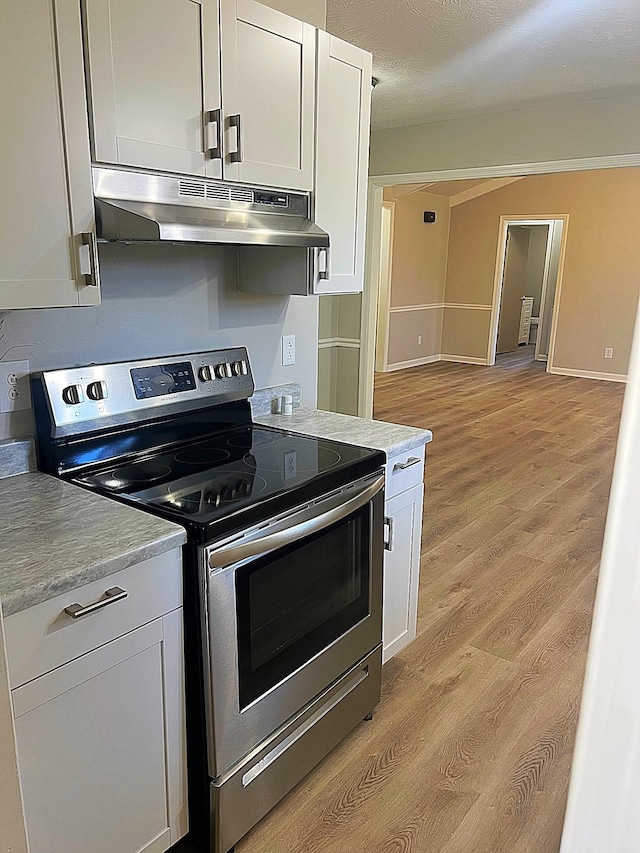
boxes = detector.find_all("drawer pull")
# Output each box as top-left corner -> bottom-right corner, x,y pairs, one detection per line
64,587 -> 128,620
384,516 -> 395,552
393,457 -> 421,471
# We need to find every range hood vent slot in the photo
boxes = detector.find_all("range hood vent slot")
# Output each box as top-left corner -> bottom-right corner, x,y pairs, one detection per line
93,167 -> 329,249
178,180 -> 206,198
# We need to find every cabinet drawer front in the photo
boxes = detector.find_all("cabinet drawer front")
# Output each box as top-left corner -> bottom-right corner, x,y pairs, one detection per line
5,550 -> 182,689
385,447 -> 426,499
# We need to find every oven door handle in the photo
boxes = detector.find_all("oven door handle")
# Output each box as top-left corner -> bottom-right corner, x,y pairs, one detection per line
208,474 -> 385,569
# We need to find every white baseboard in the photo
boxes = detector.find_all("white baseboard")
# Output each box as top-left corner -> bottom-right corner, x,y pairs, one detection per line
440,354 -> 488,365
383,354 -> 441,372
548,366 -> 627,383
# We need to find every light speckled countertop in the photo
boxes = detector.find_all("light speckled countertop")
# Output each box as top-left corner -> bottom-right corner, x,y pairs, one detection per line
0,472 -> 186,616
254,407 -> 432,457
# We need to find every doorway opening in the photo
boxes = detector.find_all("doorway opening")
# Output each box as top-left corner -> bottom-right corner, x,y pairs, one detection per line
490,217 -> 566,369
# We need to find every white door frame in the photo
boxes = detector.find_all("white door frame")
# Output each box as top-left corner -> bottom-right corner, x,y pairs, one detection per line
487,216 -> 569,367
357,152 -> 640,417
375,201 -> 395,372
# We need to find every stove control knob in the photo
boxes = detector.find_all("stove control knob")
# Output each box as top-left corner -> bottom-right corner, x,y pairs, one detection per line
62,384 -> 84,405
239,360 -> 248,376
232,361 -> 244,377
199,365 -> 214,382
86,380 -> 108,401
215,363 -> 232,379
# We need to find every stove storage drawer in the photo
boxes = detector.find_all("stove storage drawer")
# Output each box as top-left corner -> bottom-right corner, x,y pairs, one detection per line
4,550 -> 182,689
385,446 -> 425,499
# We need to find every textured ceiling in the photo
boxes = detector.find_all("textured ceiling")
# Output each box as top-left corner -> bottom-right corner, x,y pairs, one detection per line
421,178 -> 493,196
326,0 -> 640,129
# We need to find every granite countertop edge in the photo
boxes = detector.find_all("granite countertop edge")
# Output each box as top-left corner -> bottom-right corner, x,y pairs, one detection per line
0,471 -> 188,618
253,407 -> 433,457
2,527 -> 187,618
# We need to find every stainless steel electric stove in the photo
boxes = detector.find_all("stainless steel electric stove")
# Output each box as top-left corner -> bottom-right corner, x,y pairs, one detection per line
32,348 -> 385,853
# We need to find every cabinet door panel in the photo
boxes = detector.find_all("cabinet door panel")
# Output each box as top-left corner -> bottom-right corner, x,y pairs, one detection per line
13,621 -> 172,853
313,32 -> 372,295
0,0 -> 98,308
383,484 -> 424,663
85,0 -> 218,177
221,0 -> 315,189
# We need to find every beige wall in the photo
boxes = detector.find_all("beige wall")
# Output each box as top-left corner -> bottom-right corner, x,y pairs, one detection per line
443,168 -> 640,375
525,225 -> 549,316
370,93 -> 640,177
383,190 -> 450,365
498,226 -> 530,354
441,308 -> 492,361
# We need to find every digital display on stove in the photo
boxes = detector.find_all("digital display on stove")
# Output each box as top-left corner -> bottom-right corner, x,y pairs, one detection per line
130,361 -> 196,400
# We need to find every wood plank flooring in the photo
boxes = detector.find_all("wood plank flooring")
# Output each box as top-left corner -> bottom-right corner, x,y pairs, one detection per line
235,358 -> 624,853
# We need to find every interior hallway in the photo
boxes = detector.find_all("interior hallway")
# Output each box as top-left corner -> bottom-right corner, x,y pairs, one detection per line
237,359 -> 624,853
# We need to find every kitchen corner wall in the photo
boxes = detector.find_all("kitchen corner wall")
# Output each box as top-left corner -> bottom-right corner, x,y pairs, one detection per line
384,190 -> 450,367
0,244 -> 318,440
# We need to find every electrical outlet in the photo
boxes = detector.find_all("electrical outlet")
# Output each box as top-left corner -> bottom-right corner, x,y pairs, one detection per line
604,347 -> 614,359
0,360 -> 30,413
284,450 -> 297,480
282,335 -> 296,366
417,335 -> 423,345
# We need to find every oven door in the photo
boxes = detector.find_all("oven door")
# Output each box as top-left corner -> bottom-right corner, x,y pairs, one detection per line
202,472 -> 384,778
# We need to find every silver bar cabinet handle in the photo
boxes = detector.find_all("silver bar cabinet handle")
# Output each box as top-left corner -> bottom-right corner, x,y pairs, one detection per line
78,232 -> 100,287
229,114 -> 242,163
64,586 -> 128,619
393,456 -> 421,471
384,516 -> 395,552
317,246 -> 330,281
205,108 -> 223,160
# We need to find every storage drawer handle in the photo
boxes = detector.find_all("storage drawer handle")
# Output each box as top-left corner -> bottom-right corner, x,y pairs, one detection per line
384,515 -> 394,552
393,456 -> 421,472
64,587 -> 128,619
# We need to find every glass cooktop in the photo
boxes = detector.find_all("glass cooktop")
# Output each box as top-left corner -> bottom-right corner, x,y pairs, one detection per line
72,426 -> 383,530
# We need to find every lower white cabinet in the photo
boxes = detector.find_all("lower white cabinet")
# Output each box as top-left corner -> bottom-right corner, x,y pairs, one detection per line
382,447 -> 426,664
7,552 -> 187,853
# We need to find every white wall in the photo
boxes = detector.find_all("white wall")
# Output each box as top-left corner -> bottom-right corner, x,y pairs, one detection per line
560,295 -> 640,853
369,93 -> 640,177
0,244 -> 318,439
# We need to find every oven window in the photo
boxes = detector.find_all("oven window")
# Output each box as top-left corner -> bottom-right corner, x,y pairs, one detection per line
235,504 -> 370,710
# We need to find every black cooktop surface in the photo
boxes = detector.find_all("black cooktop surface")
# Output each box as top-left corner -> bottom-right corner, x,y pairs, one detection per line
71,425 -> 384,537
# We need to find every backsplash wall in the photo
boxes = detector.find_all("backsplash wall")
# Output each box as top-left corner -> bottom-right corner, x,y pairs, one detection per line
0,243 -> 318,440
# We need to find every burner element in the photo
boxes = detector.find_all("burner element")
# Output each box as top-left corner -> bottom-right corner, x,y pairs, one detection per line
175,447 -> 231,466
100,462 -> 172,489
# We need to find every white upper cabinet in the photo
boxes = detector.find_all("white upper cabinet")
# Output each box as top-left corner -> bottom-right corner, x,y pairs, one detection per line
84,0 -> 314,189
0,0 -> 100,309
219,0 -> 315,190
84,0 -> 222,178
312,32 -> 372,295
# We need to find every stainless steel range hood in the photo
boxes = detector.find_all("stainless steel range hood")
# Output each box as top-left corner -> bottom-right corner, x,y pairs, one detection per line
92,167 -> 329,248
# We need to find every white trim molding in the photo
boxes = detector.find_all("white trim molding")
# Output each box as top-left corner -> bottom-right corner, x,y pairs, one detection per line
371,153 -> 640,185
548,366 -> 627,383
440,354 -> 488,365
382,354 -> 441,372
318,337 -> 361,350
444,303 -> 492,311
389,303 -> 444,313
388,302 -> 491,313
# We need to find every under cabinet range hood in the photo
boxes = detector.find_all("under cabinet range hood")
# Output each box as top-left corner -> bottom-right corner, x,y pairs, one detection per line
92,167 -> 329,248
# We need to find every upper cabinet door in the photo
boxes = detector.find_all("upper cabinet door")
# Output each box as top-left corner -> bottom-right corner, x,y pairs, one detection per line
0,0 -> 100,309
220,0 -> 315,190
313,32 -> 372,295
84,0 -> 222,178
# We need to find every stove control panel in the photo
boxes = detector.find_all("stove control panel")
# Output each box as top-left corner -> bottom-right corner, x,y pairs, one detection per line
34,347 -> 254,432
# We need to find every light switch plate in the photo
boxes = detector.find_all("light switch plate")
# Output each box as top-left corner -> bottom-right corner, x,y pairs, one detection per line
0,360 -> 31,412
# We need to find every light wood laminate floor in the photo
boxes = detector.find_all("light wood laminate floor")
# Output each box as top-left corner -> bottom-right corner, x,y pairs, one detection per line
235,358 -> 624,853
